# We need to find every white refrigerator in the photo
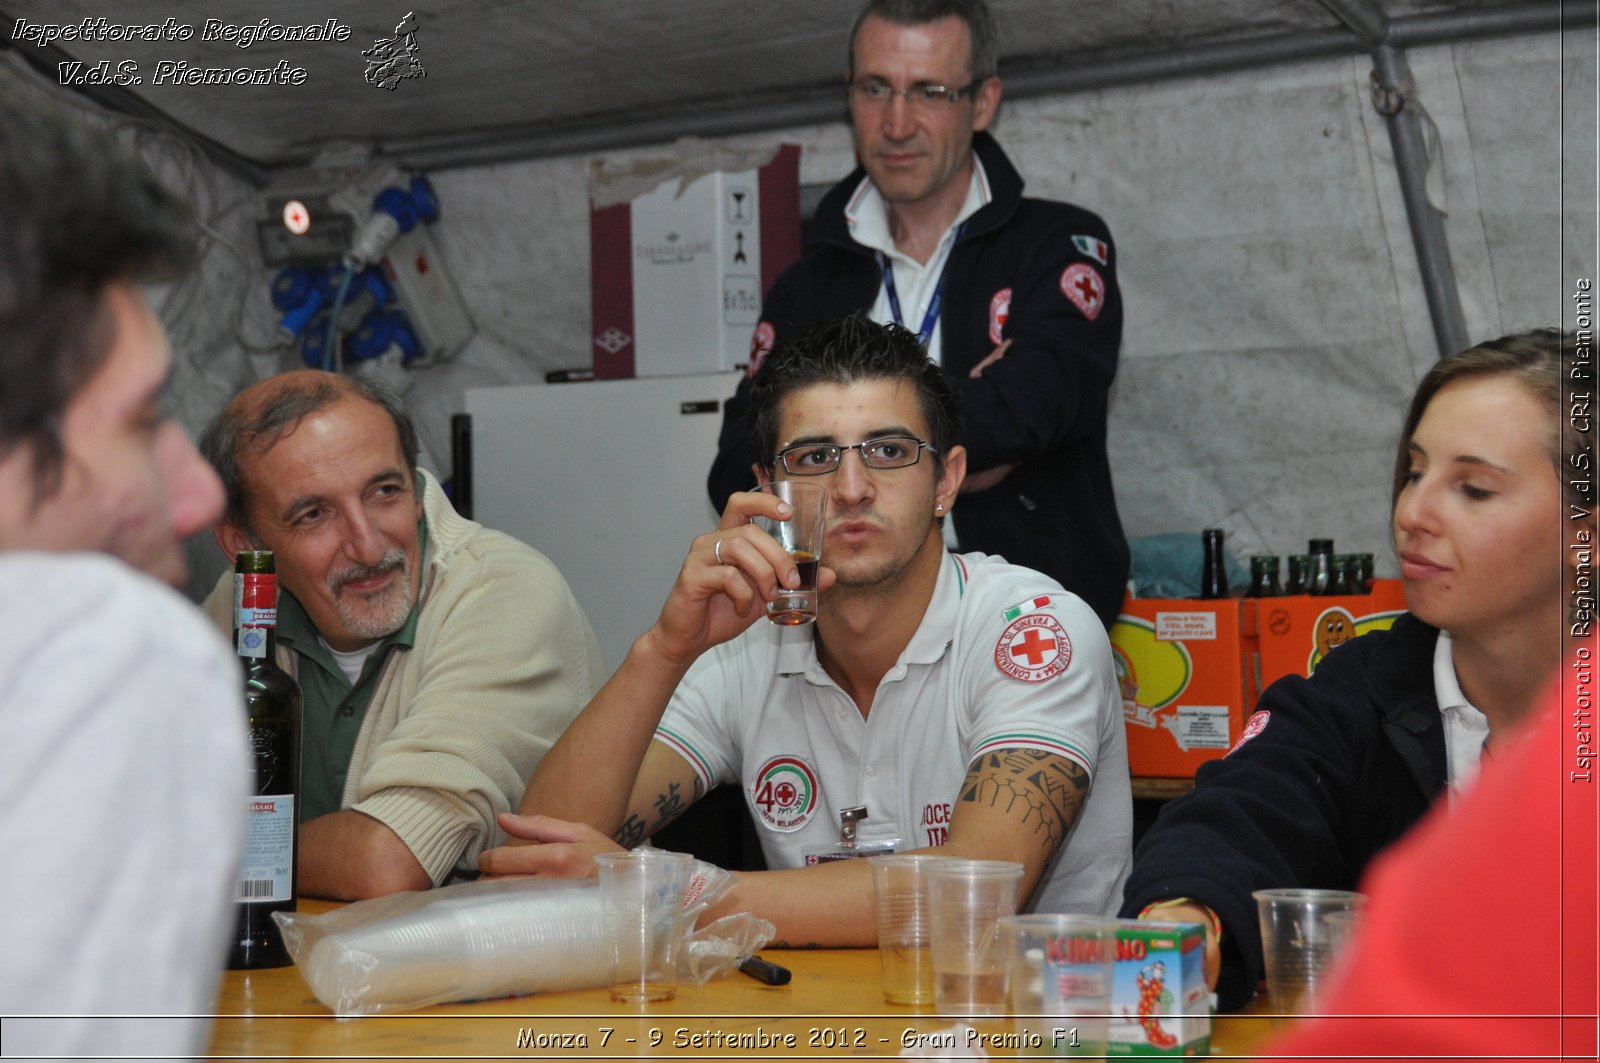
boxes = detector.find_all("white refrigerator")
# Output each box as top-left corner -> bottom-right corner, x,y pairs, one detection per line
463,373 -> 743,670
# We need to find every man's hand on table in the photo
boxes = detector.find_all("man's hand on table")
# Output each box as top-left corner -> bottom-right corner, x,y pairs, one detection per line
1140,899 -> 1222,990
478,813 -> 623,878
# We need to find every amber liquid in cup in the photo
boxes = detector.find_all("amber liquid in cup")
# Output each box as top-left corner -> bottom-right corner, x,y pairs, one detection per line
768,550 -> 819,625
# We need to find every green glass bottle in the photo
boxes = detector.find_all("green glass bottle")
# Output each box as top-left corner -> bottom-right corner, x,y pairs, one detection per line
1329,554 -> 1359,595
1198,529 -> 1230,599
1356,552 -> 1376,593
1306,539 -> 1335,596
1286,554 -> 1310,595
227,550 -> 303,970
1246,555 -> 1283,597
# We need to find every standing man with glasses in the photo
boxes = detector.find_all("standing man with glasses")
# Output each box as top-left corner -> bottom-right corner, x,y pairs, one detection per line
709,0 -> 1130,630
481,316 -> 1132,941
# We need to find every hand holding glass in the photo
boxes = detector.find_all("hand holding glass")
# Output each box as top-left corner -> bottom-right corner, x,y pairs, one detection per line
752,480 -> 827,625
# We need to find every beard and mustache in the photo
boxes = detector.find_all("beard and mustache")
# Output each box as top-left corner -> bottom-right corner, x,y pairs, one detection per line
327,549 -> 414,640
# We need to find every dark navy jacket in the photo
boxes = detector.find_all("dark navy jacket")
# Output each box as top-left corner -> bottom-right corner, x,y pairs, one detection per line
707,133 -> 1130,628
1120,613 -> 1449,1009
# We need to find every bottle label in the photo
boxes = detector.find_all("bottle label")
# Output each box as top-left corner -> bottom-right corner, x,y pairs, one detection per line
236,794 -> 295,903
234,573 -> 278,659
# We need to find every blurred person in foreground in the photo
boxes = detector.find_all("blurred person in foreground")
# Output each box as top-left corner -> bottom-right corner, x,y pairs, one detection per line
480,314 -> 1133,942
0,97 -> 249,1057
1120,329 -> 1588,1008
198,370 -> 604,900
1259,651 -> 1598,1062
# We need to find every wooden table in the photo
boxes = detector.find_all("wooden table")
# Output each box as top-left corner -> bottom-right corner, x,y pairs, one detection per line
209,902 -> 1279,1060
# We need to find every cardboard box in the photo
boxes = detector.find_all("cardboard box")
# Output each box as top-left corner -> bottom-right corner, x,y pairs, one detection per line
1254,579 -> 1407,692
589,145 -> 800,378
1111,598 -> 1258,778
1108,920 -> 1211,1056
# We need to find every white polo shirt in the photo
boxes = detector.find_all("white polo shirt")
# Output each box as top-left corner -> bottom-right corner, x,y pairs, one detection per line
655,551 -> 1134,916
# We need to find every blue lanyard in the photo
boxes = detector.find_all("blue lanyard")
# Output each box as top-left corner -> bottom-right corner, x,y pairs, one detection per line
879,223 -> 965,347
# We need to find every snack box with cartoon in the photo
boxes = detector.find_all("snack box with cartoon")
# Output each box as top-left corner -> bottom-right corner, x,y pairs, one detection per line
1254,579 -> 1407,691
1110,597 -> 1259,777
1108,920 -> 1211,1056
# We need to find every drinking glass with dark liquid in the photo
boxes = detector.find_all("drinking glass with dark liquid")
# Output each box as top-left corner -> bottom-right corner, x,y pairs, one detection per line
753,480 -> 827,625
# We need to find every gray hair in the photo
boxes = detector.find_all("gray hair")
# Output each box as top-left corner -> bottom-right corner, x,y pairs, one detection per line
200,372 -> 420,536
848,0 -> 1000,82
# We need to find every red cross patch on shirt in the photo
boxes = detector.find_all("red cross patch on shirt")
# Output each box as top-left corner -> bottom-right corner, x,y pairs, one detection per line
995,613 -> 1073,683
1060,263 -> 1105,322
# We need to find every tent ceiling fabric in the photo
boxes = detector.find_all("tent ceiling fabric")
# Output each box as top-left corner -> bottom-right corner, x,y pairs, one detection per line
1,0 -> 1526,169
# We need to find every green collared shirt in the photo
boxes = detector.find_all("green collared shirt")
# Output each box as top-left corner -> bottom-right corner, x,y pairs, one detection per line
277,520 -> 426,822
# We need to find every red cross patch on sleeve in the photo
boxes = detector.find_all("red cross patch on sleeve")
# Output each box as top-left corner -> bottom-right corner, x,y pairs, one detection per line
988,287 -> 1011,345
746,320 -> 776,379
1229,710 -> 1271,754
995,613 -> 1073,683
1060,263 -> 1105,322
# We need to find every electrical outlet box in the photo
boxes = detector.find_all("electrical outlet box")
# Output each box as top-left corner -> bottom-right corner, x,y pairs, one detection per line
380,226 -> 474,365
257,199 -> 353,265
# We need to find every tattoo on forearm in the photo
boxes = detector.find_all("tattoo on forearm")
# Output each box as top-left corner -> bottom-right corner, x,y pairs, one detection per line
958,749 -> 1090,850
613,814 -> 647,849
612,779 -> 705,848
651,781 -> 688,828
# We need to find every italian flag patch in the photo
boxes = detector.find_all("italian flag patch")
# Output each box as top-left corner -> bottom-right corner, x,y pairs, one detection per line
1003,595 -> 1053,621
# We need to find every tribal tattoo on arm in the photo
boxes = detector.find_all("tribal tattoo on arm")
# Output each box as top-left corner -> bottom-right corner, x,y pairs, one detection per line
610,776 -> 706,848
958,749 -> 1090,852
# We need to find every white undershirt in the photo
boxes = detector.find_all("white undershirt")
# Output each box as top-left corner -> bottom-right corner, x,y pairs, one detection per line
321,636 -> 380,685
1433,631 -> 1490,797
846,157 -> 992,368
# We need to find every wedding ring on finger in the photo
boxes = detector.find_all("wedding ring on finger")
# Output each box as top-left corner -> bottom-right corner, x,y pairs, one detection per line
713,539 -> 725,565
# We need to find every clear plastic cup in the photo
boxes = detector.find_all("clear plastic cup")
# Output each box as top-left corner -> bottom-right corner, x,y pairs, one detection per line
1000,913 -> 1116,1057
595,849 -> 694,1003
871,854 -> 953,1005
1253,888 -> 1367,1014
926,859 -> 1025,1017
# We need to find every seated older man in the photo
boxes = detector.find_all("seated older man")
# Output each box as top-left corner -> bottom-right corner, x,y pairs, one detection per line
199,371 -> 604,898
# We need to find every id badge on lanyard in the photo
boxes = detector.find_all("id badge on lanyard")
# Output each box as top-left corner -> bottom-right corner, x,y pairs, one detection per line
803,805 -> 902,864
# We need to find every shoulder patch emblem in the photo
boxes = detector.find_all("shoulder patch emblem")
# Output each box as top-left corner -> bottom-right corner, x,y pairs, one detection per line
1060,263 -> 1105,322
750,754 -> 820,832
995,613 -> 1072,683
1071,234 -> 1109,265
746,321 -> 776,379
988,287 -> 1011,345
1230,710 -> 1271,754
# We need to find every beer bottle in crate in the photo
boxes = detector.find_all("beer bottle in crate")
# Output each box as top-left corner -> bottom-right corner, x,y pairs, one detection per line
1246,555 -> 1283,597
1356,552 -> 1376,592
1285,554 -> 1310,595
227,550 -> 303,970
1198,529 -> 1230,598
1329,554 -> 1359,595
1306,539 -> 1335,596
